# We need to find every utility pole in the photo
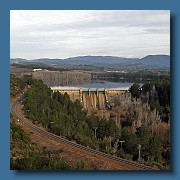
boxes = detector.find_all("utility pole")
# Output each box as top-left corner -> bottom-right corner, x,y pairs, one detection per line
114,139 -> 119,152
119,140 -> 125,152
94,127 -> 97,138
138,144 -> 141,162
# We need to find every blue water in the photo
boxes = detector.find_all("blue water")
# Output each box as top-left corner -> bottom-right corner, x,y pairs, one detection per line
51,82 -> 142,90
82,82 -> 133,89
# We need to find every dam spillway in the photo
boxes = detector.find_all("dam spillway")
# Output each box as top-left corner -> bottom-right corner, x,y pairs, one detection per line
82,91 -> 106,110
51,88 -> 126,110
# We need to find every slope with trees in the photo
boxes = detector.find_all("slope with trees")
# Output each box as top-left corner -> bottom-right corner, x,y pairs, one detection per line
10,74 -> 170,169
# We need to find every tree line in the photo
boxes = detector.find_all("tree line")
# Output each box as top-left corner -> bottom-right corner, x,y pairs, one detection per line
91,71 -> 170,83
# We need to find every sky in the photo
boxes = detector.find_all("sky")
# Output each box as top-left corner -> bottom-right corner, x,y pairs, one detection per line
10,10 -> 170,60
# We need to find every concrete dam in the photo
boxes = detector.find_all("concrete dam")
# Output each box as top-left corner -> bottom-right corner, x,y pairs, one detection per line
51,88 -> 126,110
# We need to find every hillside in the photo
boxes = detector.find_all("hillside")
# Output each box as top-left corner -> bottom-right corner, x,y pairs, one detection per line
10,74 -> 170,169
11,55 -> 170,70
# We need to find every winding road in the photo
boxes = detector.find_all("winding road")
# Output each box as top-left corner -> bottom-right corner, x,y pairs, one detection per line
11,94 -> 157,170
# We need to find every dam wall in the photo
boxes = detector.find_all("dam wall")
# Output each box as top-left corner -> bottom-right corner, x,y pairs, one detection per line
52,88 -> 126,110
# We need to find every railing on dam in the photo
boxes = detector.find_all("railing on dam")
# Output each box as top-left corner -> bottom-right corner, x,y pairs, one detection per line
51,87 -> 127,110
82,88 -> 105,94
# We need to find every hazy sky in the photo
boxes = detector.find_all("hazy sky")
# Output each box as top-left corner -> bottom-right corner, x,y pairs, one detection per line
10,10 -> 170,59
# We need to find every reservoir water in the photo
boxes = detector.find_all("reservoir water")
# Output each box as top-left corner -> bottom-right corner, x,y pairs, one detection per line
51,82 -> 142,90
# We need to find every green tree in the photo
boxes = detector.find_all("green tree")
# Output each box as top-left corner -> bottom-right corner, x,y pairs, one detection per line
136,125 -> 150,160
148,136 -> 162,162
129,83 -> 141,98
121,127 -> 138,159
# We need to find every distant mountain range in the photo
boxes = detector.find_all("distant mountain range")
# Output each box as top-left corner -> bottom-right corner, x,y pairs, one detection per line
10,55 -> 170,70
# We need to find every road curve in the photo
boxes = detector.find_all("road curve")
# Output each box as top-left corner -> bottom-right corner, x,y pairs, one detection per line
11,95 -> 157,170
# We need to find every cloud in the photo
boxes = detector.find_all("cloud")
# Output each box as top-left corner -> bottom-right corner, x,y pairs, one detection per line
10,10 -> 170,59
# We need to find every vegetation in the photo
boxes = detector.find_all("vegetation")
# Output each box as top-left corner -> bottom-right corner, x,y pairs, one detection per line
127,80 -> 170,168
120,126 -> 162,163
10,74 -> 25,96
129,83 -> 141,98
92,70 -> 170,83
11,63 -> 169,83
10,74 -> 170,169
129,79 -> 170,122
11,63 -> 104,72
23,78 -> 118,153
10,116 -> 89,170
10,74 -> 32,96
11,63 -> 66,72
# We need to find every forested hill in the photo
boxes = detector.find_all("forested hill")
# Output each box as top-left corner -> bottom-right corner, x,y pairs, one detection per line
10,55 -> 170,70
11,75 -> 170,169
